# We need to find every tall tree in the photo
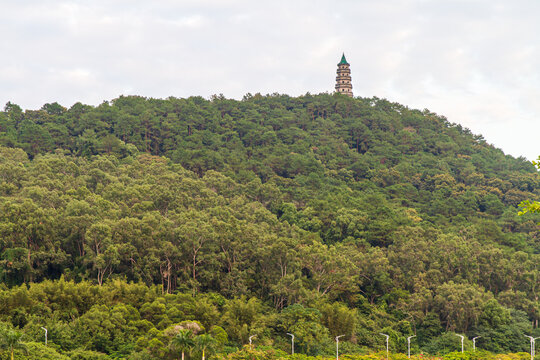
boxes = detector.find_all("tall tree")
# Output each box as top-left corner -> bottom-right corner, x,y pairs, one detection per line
194,334 -> 216,360
171,329 -> 194,360
0,329 -> 27,360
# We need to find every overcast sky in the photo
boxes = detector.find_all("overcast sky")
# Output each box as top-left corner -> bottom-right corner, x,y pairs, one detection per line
1,0 -> 539,160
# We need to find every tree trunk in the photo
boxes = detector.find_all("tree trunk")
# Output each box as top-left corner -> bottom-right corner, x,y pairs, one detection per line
193,254 -> 196,281
167,259 -> 172,294
27,247 -> 32,282
160,263 -> 165,294
97,269 -> 104,286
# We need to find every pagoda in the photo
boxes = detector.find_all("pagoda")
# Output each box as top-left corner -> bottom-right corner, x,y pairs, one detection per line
335,53 -> 353,97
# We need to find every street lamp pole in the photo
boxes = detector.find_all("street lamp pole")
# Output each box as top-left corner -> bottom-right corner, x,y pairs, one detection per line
472,336 -> 481,351
407,335 -> 416,358
40,327 -> 47,345
525,336 -> 534,360
287,333 -> 295,355
335,335 -> 345,360
525,335 -> 540,360
380,333 -> 390,360
249,335 -> 256,349
456,334 -> 465,353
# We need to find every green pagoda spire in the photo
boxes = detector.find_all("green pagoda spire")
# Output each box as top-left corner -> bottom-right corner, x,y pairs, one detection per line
338,53 -> 349,65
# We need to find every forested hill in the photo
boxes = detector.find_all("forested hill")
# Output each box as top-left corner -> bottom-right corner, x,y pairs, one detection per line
0,93 -> 540,356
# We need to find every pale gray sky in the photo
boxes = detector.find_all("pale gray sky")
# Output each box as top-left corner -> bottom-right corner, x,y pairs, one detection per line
1,0 -> 539,160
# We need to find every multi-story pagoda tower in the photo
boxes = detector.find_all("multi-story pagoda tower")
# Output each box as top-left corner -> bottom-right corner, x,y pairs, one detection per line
335,53 -> 353,97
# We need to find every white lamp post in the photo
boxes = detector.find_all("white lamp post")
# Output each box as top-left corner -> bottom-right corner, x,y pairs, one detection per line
407,335 -> 416,358
335,335 -> 345,360
380,333 -> 390,360
249,335 -> 256,348
525,335 -> 540,360
287,333 -> 295,355
456,334 -> 465,353
472,336 -> 481,351
525,336 -> 533,360
40,327 -> 47,345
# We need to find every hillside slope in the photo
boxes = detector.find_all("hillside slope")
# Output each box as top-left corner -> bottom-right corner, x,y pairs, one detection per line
0,93 -> 539,356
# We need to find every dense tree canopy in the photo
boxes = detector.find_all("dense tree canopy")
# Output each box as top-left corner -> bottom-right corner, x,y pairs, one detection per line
0,93 -> 539,359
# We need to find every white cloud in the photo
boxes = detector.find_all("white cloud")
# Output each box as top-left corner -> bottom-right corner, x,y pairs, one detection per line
166,15 -> 207,28
0,0 -> 539,159
54,68 -> 95,85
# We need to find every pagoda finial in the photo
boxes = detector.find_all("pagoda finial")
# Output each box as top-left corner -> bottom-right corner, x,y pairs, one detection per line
338,53 -> 349,65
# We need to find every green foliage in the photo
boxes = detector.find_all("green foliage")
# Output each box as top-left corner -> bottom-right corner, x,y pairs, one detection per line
195,334 -> 217,360
171,329 -> 195,360
64,348 -> 110,360
0,94 -> 539,357
210,326 -> 229,347
216,349 -> 531,360
277,304 -> 330,354
215,346 -> 287,360
0,327 -> 27,359
519,157 -> 540,218
9,342 -> 69,360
